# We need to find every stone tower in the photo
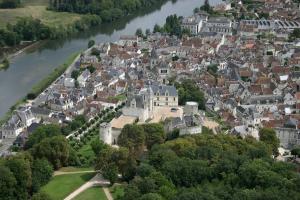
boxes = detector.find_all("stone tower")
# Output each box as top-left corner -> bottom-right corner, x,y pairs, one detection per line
99,122 -> 112,145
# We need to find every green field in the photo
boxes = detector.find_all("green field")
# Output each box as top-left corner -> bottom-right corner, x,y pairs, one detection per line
41,172 -> 95,200
0,0 -> 82,28
73,187 -> 108,200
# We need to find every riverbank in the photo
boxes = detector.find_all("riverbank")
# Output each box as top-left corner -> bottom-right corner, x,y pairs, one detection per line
0,52 -> 79,125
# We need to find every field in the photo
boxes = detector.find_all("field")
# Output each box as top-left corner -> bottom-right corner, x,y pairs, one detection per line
41,172 -> 95,200
73,187 -> 108,200
0,0 -> 82,28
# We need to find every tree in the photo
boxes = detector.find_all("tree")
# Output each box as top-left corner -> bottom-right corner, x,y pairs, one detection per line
31,159 -> 53,192
135,28 -> 144,37
31,192 -> 52,200
25,124 -> 62,149
88,39 -> 95,48
142,123 -> 166,149
91,139 -> 107,156
139,193 -> 164,200
91,47 -> 101,56
291,147 -> 300,158
0,165 -> 17,200
71,70 -> 80,80
200,0 -> 213,14
31,136 -> 70,169
259,128 -> 280,155
118,124 -> 145,157
153,24 -> 162,33
5,156 -> 32,200
102,163 -> 118,185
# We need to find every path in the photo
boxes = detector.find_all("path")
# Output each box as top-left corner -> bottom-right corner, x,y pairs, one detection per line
64,174 -> 110,200
103,187 -> 114,200
53,170 -> 95,176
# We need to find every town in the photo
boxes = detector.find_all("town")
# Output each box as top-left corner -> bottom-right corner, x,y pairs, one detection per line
1,0 -> 300,199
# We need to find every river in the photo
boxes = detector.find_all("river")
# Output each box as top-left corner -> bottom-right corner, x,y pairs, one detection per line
0,0 -> 220,117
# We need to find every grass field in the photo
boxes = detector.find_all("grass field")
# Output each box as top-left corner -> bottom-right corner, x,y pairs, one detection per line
41,172 -> 95,200
0,0 -> 82,28
73,187 -> 108,200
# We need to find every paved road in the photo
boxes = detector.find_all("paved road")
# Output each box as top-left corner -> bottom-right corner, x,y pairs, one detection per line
64,174 -> 110,200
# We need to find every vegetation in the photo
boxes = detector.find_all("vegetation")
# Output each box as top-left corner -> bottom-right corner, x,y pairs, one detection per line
41,172 -> 95,200
0,57 -> 9,70
73,186 -> 107,200
0,153 -> 54,200
0,0 -> 21,8
117,133 -> 300,200
175,79 -> 205,110
110,184 -> 126,199
49,0 -> 168,23
289,28 -> 300,42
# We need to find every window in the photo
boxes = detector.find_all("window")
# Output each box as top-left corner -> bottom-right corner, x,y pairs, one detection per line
157,97 -> 159,100
166,97 -> 168,101
174,97 -> 176,101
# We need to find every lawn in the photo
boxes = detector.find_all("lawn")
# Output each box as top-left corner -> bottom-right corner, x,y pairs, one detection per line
0,0 -> 82,28
41,172 -> 95,200
110,184 -> 126,199
73,187 -> 107,200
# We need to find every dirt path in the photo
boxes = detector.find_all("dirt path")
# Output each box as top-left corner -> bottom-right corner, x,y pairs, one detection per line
53,170 -> 95,176
64,174 -> 110,200
103,187 -> 114,200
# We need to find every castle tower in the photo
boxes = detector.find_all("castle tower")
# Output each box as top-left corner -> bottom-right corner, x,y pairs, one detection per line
99,122 -> 112,145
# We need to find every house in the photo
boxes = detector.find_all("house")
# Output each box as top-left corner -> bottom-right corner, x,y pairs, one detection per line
119,35 -> 138,46
202,17 -> 232,35
64,78 -> 75,88
181,15 -> 206,35
150,84 -> 178,107
77,69 -> 91,87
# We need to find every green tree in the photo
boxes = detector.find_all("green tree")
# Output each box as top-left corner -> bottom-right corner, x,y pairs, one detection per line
138,193 -> 164,200
88,39 -> 95,48
5,156 -> 32,200
102,163 -> 118,185
31,192 -> 52,200
118,124 -> 145,157
31,159 -> 53,192
142,123 -> 166,149
25,124 -> 62,149
0,165 -> 17,200
31,136 -> 70,169
259,128 -> 280,155
135,28 -> 144,37
71,70 -> 80,80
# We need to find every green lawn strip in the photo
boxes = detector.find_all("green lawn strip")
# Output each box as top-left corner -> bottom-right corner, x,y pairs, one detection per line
58,166 -> 94,172
109,184 -> 126,199
41,172 -> 95,200
73,186 -> 107,200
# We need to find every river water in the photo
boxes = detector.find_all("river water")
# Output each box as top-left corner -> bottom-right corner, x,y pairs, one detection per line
0,0 -> 220,117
